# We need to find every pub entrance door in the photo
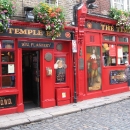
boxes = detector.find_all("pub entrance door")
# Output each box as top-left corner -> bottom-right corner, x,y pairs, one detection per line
22,50 -> 40,109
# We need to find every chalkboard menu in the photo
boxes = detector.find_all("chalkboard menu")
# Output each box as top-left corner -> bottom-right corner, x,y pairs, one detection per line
110,70 -> 127,84
55,58 -> 66,83
0,95 -> 16,108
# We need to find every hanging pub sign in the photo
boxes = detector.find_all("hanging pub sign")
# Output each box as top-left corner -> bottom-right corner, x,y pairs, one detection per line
18,41 -> 54,48
0,95 -> 16,109
110,70 -> 127,84
85,21 -> 130,33
0,26 -> 72,40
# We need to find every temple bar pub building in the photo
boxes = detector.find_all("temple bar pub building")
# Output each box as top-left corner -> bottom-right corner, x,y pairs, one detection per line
0,21 -> 76,115
76,4 -> 130,102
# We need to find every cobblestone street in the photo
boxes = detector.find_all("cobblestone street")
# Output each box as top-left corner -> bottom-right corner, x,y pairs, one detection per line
4,99 -> 130,130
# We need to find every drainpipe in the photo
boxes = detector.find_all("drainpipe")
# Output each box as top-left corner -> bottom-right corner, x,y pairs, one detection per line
71,32 -> 77,103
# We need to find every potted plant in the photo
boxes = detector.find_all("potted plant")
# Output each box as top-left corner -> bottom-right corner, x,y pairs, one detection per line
109,8 -> 130,31
33,2 -> 65,40
0,0 -> 16,32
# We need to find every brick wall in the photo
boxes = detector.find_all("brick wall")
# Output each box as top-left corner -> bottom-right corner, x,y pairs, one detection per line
13,0 -> 111,22
88,0 -> 111,15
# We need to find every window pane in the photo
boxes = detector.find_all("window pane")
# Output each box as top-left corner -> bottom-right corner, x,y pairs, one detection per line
2,64 -> 15,75
2,40 -> 14,49
55,57 -> 66,83
2,76 -> 15,88
117,45 -> 129,65
1,51 -> 14,62
86,46 -> 101,91
103,35 -> 115,41
102,43 -> 116,66
119,37 -> 128,42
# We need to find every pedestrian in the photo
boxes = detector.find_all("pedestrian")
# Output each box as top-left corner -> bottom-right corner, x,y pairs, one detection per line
124,61 -> 130,87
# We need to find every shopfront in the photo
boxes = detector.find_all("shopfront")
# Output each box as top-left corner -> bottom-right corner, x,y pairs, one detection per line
76,4 -> 129,101
0,21 -> 75,115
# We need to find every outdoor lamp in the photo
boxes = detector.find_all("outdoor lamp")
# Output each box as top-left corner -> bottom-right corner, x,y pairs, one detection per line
86,0 -> 98,9
24,7 -> 34,22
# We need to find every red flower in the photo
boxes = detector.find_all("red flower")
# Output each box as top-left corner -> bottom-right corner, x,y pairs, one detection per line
50,12 -> 57,18
55,8 -> 61,13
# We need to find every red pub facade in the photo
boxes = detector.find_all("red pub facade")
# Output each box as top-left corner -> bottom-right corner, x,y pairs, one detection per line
76,4 -> 129,102
0,21 -> 76,115
0,3 -> 130,115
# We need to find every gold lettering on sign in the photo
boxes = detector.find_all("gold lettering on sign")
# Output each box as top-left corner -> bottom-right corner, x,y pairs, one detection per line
19,29 -> 27,34
0,100 -> 4,105
4,99 -> 7,105
28,30 -> 33,35
7,98 -> 12,104
46,31 -> 52,37
101,24 -> 114,31
101,24 -> 105,30
37,30 -> 43,35
8,28 -> 14,34
0,98 -> 12,106
15,29 -> 20,34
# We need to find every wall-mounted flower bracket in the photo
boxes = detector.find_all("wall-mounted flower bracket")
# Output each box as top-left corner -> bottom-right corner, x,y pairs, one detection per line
0,0 -> 16,32
33,2 -> 65,40
109,8 -> 130,31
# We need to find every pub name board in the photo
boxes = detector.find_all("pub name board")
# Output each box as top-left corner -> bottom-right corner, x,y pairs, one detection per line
0,95 -> 16,108
85,21 -> 130,33
18,41 -> 54,48
0,26 -> 72,40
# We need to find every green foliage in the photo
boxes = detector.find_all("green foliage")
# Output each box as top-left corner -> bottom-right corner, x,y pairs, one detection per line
109,8 -> 130,30
33,2 -> 65,40
0,0 -> 16,32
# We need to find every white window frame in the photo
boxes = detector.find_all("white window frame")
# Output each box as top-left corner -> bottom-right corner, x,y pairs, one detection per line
110,0 -> 130,11
39,0 -> 58,6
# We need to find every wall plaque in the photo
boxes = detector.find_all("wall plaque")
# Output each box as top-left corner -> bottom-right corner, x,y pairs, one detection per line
18,41 -> 54,48
45,53 -> 52,62
110,70 -> 127,84
0,95 -> 16,109
79,58 -> 84,70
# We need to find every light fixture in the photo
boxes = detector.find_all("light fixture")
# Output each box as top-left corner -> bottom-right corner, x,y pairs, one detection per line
24,7 -> 34,22
86,0 -> 98,9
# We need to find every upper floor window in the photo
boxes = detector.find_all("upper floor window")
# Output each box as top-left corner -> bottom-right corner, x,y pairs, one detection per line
111,0 -> 130,11
39,0 -> 58,6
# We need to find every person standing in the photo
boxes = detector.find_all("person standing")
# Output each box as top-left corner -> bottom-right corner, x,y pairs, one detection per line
125,61 -> 130,87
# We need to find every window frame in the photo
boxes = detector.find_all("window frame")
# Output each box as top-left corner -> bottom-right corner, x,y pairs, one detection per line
110,0 -> 130,11
102,34 -> 129,67
0,39 -> 16,89
39,0 -> 58,6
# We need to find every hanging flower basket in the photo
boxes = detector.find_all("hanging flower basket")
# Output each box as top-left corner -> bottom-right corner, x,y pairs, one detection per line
0,0 -> 16,32
33,2 -> 65,40
109,8 -> 130,31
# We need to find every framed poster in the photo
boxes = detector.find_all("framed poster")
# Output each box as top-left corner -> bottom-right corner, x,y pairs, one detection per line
110,70 -> 127,84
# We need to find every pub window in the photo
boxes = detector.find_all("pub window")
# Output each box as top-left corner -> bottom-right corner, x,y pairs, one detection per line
39,0 -> 58,5
54,57 -> 66,83
86,46 -> 102,91
102,43 -> 116,66
117,45 -> 129,65
0,40 -> 15,88
118,37 -> 128,42
103,35 -> 115,41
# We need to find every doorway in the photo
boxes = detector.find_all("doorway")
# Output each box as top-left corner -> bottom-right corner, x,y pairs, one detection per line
22,50 -> 40,109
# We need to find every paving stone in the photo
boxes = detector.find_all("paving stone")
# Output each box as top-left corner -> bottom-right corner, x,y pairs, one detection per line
28,114 -> 52,122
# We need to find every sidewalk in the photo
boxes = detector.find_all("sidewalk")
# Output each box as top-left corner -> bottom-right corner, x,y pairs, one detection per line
0,91 -> 130,129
